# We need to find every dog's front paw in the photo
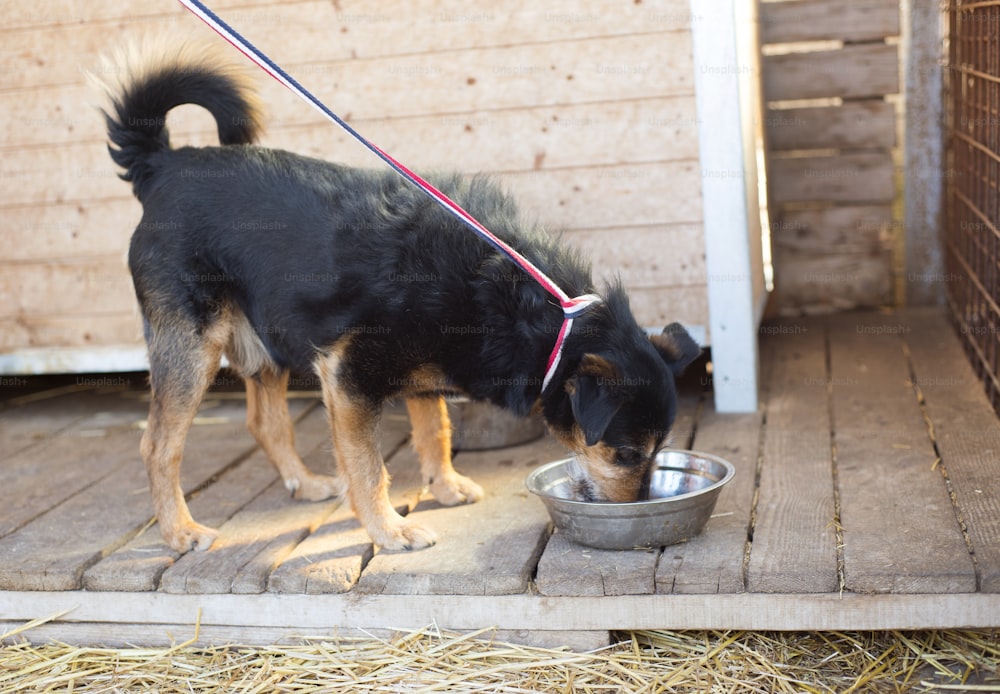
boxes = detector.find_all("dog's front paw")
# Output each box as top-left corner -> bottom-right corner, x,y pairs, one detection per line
373,518 -> 438,551
163,521 -> 219,554
430,472 -> 484,506
288,472 -> 347,502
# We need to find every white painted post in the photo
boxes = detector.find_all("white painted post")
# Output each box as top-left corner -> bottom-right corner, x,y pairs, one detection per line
689,0 -> 765,412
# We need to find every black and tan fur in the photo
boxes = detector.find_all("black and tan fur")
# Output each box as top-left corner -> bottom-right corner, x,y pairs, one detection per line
99,43 -> 701,553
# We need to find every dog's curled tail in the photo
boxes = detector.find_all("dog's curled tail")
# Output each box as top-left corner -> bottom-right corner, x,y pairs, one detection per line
94,41 -> 264,199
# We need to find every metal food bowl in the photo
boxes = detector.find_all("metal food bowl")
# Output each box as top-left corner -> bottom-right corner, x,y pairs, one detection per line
525,449 -> 735,550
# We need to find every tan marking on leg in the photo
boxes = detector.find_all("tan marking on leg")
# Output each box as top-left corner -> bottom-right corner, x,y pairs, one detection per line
406,396 -> 483,506
142,327 -> 224,553
246,368 -> 345,501
315,344 -> 436,550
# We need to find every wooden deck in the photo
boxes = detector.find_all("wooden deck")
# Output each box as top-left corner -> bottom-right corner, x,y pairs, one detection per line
1,308 -> 999,648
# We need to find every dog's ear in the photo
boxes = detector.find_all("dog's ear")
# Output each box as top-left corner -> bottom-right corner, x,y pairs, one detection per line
565,354 -> 624,446
650,322 -> 701,377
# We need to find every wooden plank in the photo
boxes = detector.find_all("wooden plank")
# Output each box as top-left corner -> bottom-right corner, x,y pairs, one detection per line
768,152 -> 896,205
763,44 -> 899,102
771,205 -> 895,254
0,288 -> 708,358
158,407 -> 411,594
761,0 -> 900,45
567,224 -> 706,289
0,139 -> 121,207
0,393 -> 145,541
109,34 -> 690,129
534,389 -> 701,597
261,97 -> 701,174
770,247 -> 891,313
828,313 -> 976,593
0,315 -> 142,353
533,536 -> 659,596
0,619 -> 610,650
1,85 -> 698,168
748,318 -> 840,593
765,100 -> 896,152
355,436 -> 560,595
0,199 -> 137,262
0,386 -> 131,462
262,21 -> 696,123
266,503 -> 374,595
4,591 -> 1000,635
0,395 -> 278,590
2,0 -> 275,31
587,285 -> 708,338
4,0 -> 693,88
0,146 -> 701,228
656,409 -> 761,594
505,161 -> 702,232
903,308 -> 1000,591
0,260 -> 133,319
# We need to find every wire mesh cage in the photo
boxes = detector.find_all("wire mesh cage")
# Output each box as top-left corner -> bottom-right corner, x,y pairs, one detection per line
945,0 -> 1000,413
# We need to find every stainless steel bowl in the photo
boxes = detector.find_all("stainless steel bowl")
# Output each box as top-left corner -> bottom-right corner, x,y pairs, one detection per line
525,449 -> 735,550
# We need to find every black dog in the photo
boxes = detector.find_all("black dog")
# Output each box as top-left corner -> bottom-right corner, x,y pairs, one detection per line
100,43 -> 700,553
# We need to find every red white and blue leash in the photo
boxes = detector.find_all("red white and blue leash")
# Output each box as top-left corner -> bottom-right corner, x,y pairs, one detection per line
176,0 -> 601,392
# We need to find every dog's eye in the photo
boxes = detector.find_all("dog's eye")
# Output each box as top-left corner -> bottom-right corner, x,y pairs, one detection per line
614,448 -> 644,467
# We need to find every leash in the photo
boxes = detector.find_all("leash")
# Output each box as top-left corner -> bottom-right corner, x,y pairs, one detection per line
175,0 -> 601,391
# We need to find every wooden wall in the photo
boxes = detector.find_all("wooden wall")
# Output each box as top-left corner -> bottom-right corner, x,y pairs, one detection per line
0,0 -> 706,370
761,0 -> 900,315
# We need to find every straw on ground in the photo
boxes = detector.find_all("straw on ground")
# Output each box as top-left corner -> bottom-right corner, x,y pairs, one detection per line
1,618 -> 998,693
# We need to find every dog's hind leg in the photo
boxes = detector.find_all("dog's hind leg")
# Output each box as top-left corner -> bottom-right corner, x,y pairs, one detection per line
245,368 -> 346,501
141,323 -> 224,553
406,396 -> 483,506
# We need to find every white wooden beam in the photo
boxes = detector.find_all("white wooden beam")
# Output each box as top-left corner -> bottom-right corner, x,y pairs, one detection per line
689,0 -> 765,412
3,591 -> 999,644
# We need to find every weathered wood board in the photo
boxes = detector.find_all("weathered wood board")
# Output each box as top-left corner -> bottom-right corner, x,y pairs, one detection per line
828,313 -> 976,593
766,101 -> 896,153
763,44 -> 899,103
903,309 -> 1000,592
761,0 -> 900,44
747,320 -> 840,593
771,205 -> 895,255
768,152 -> 896,205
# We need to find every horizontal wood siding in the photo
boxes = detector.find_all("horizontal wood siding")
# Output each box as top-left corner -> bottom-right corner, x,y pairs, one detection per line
761,0 -> 900,315
0,0 -> 705,367
760,0 -> 901,44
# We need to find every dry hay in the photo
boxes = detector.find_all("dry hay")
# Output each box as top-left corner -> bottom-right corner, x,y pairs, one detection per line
1,617 -> 998,693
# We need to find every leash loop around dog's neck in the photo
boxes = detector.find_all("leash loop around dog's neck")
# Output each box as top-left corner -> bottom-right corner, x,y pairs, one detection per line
176,0 -> 601,392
